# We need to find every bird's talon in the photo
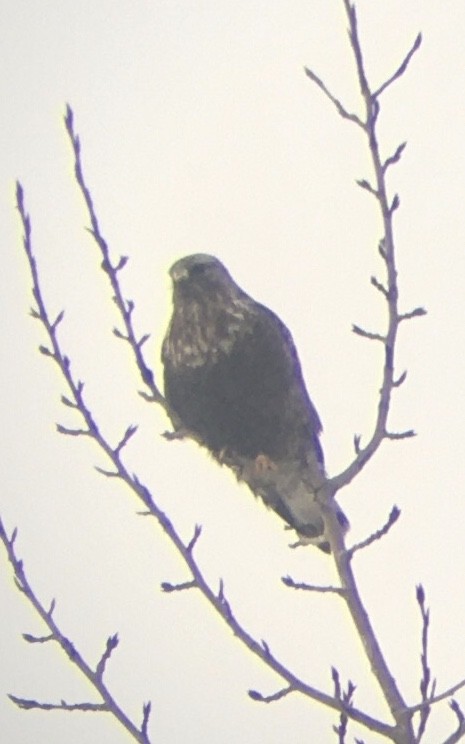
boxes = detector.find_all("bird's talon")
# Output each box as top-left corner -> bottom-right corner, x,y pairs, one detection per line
254,453 -> 278,474
163,427 -> 188,441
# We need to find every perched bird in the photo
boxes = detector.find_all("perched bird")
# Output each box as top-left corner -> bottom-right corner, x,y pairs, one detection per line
162,253 -> 348,551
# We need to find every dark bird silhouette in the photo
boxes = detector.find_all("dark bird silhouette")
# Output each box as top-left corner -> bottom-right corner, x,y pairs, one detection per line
162,253 -> 348,551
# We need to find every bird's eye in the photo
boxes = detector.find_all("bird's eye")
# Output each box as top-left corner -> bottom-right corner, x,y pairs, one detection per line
189,264 -> 208,277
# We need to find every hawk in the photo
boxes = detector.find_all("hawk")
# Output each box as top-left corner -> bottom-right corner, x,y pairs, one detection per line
162,253 -> 348,552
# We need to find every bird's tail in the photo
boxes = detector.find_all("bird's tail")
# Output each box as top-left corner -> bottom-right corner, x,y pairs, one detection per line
235,453 -> 349,553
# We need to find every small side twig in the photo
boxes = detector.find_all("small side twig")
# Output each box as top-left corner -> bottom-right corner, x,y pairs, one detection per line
160,580 -> 197,593
351,324 -> 385,342
281,576 -> 345,596
415,584 -> 435,741
248,685 -> 295,704
442,700 -> 465,744
303,67 -> 364,127
383,142 -> 407,173
346,506 -> 400,559
407,678 -> 465,715
95,634 -> 120,680
374,33 -> 423,98
332,667 -> 357,744
8,697 -> 107,712
186,524 -> 202,553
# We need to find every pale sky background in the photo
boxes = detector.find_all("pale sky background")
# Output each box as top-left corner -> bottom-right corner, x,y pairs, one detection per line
2,1 -> 465,742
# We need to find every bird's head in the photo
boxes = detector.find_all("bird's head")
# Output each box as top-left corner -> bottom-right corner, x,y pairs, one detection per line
169,253 -> 226,283
168,254 -> 242,304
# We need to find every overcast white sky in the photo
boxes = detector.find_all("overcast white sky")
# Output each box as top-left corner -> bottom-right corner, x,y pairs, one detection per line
2,2 -> 465,742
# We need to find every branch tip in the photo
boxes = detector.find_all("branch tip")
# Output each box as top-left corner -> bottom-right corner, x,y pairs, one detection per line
56,424 -> 89,437
282,575 -> 344,595
399,306 -> 427,321
94,465 -> 120,478
385,429 -> 416,440
352,324 -> 385,342
348,506 -> 400,557
356,178 -> 377,196
393,370 -> 407,387
114,424 -> 138,454
383,142 -> 407,172
141,700 -> 152,737
115,255 -> 129,272
374,32 -> 423,98
390,194 -> 400,213
370,275 -> 388,297
248,685 -> 294,704
160,580 -> 196,593
186,524 -> 202,553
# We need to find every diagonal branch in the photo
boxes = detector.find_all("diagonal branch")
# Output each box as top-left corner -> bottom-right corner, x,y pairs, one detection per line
321,5 -> 424,500
0,518 -> 151,744
415,585 -> 436,741
14,182 -> 395,741
442,701 -> 465,744
303,4 -> 423,501
64,106 -> 163,403
374,33 -> 423,98
408,678 -> 465,715
303,67 -> 364,127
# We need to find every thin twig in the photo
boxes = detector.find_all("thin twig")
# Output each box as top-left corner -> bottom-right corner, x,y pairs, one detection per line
352,324 -> 385,342
96,635 -> 120,680
282,576 -> 345,595
374,34 -> 422,98
347,507 -> 400,558
408,678 -> 465,714
63,106 -> 162,402
8,696 -> 107,712
303,67 -> 364,127
332,667 -> 357,744
248,686 -> 295,704
442,701 -> 465,744
415,585 -> 435,742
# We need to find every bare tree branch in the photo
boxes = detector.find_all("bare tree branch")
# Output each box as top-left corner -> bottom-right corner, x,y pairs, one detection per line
0,518 -> 152,743
64,105 -> 162,402
442,701 -> 465,744
414,585 -> 435,742
282,576 -> 345,595
8,696 -> 108,713
374,34 -> 423,98
303,66 -> 364,127
303,6 -> 424,501
408,679 -> 465,714
248,686 -> 295,704
332,667 -> 357,743
305,4 -> 424,741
